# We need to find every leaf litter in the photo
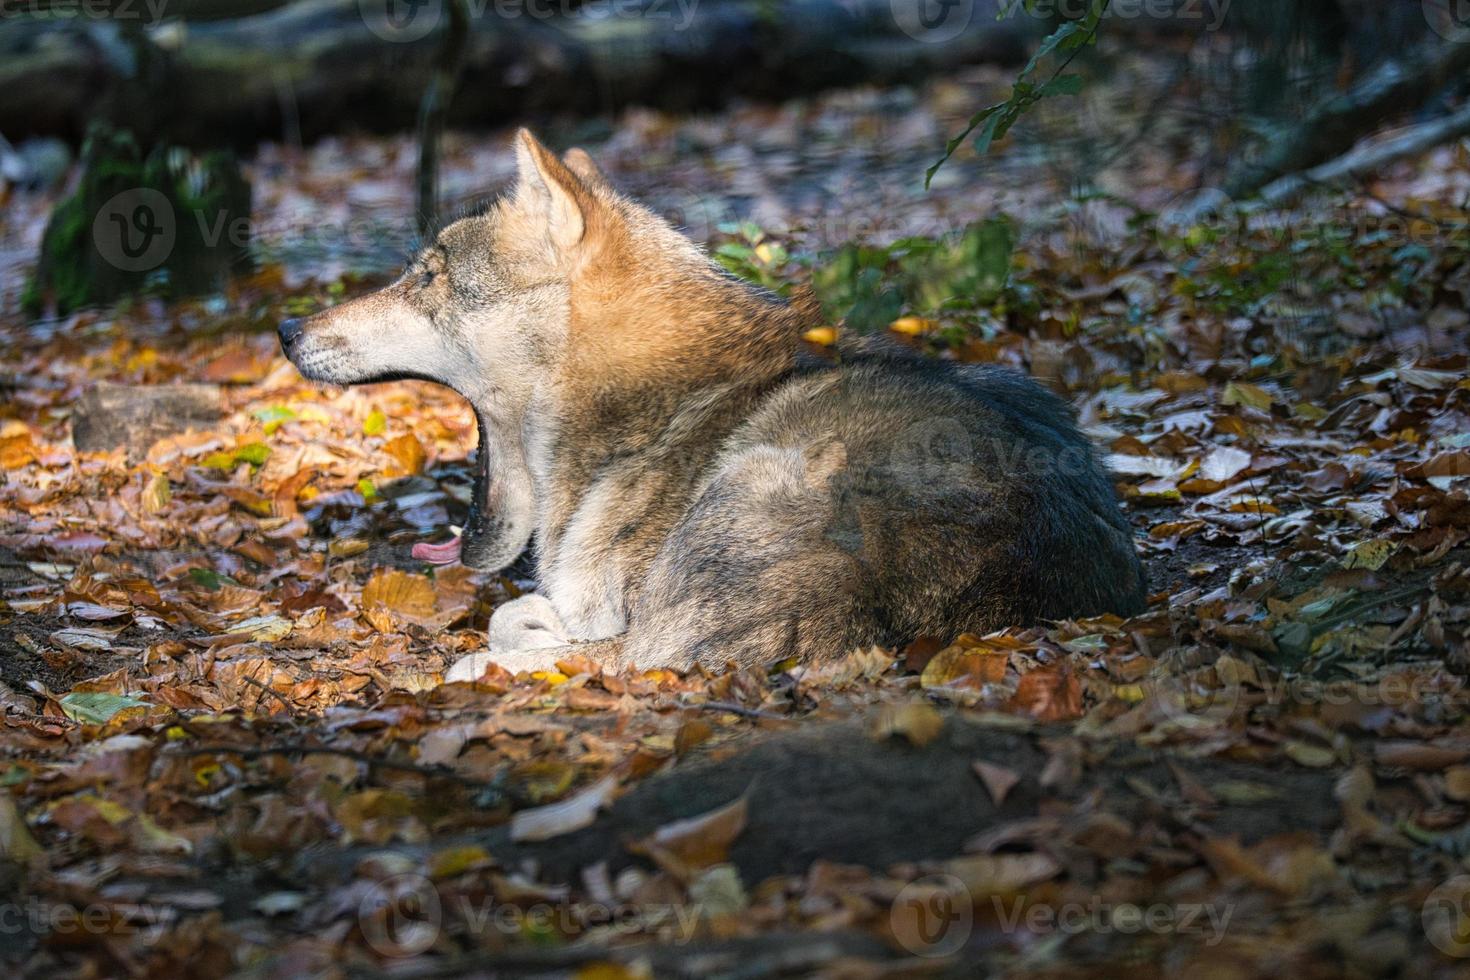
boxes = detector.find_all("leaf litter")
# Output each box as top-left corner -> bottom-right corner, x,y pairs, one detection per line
1,53 -> 1470,976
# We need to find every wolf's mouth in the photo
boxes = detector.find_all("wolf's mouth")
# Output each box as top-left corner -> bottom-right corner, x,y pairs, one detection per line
412,410 -> 496,568
458,410 -> 497,567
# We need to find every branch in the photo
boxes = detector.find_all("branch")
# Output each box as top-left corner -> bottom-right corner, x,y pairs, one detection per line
1258,99 -> 1470,207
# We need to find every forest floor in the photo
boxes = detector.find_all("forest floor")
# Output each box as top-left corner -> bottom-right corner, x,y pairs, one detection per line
3,50 -> 1470,978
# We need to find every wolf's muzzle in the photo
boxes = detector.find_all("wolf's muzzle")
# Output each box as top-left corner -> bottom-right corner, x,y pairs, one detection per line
277,317 -> 304,354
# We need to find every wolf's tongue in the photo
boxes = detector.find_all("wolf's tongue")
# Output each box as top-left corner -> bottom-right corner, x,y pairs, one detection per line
412,537 -> 462,565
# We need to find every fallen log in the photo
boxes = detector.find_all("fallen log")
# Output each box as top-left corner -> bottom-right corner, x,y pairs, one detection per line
0,0 -> 1036,149
1223,36 -> 1470,200
295,715 -> 1341,888
1257,98 -> 1470,207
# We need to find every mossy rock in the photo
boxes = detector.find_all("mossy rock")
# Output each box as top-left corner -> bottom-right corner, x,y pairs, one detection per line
23,124 -> 252,317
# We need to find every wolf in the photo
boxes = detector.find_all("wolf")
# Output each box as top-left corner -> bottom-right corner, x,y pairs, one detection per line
278,130 -> 1147,681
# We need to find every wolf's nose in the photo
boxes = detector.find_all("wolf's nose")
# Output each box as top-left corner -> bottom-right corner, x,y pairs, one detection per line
278,317 -> 304,349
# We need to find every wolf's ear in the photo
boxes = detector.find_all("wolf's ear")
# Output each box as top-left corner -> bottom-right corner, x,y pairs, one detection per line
562,147 -> 610,190
513,129 -> 597,253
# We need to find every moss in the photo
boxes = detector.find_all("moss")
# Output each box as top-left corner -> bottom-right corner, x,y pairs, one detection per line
24,122 -> 253,318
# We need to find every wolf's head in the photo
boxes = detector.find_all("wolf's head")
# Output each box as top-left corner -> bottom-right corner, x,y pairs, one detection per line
278,128 -> 708,396
278,129 -> 752,570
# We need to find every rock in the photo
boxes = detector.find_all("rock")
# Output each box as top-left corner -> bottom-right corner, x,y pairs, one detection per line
70,382 -> 223,462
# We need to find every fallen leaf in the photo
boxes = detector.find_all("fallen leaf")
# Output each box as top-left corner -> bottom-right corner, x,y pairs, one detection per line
58,692 -> 151,725
870,702 -> 945,746
631,791 -> 749,874
973,760 -> 1020,806
510,773 -> 620,842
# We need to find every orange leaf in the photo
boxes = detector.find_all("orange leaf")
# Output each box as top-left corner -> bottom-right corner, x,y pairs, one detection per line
383,433 -> 426,475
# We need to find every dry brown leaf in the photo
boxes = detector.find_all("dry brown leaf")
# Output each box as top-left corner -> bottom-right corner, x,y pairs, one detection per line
509,773 -> 620,843
631,791 -> 750,875
361,569 -> 438,624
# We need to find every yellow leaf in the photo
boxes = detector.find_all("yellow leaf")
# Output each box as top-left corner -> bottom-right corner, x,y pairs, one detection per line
0,791 -> 42,862
1112,683 -> 1146,703
512,761 -> 578,805
1222,381 -> 1275,412
1284,741 -> 1337,768
363,410 -> 387,435
802,326 -> 837,346
143,472 -> 171,513
889,316 -> 931,336
232,615 -> 292,642
427,844 -> 493,879
1342,538 -> 1395,571
920,643 -> 1008,690
870,701 -> 945,746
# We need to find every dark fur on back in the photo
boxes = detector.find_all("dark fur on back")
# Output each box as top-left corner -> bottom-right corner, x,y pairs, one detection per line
615,336 -> 1147,668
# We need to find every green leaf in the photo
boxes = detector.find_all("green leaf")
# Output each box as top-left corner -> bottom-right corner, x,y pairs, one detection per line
253,405 -> 297,435
363,410 -> 387,436
926,0 -> 1110,188
188,567 -> 239,590
234,443 -> 271,466
1040,73 -> 1085,97
1021,20 -> 1082,77
58,692 -> 152,725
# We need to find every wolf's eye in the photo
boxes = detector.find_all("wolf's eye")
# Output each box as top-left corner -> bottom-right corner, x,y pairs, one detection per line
418,270 -> 437,288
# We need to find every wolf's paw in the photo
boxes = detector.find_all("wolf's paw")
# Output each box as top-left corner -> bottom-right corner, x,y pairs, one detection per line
444,651 -> 498,683
488,593 -> 568,652
444,647 -> 566,682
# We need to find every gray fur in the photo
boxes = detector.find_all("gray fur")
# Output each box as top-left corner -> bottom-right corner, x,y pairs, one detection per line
278,131 -> 1147,679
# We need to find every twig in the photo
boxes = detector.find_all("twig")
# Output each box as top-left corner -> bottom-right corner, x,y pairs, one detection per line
240,674 -> 292,710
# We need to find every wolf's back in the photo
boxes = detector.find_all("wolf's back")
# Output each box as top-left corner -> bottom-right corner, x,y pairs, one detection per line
724,350 -> 1148,648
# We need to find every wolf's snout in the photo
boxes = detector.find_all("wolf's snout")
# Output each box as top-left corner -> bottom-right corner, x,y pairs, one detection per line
277,317 -> 304,352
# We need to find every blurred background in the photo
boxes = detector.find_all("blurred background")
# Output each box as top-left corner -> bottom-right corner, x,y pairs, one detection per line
0,0 -> 1467,354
